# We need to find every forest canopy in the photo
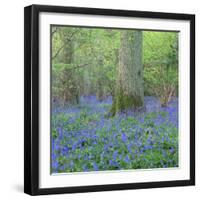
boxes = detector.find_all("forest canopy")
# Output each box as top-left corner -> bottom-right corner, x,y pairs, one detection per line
51,26 -> 178,110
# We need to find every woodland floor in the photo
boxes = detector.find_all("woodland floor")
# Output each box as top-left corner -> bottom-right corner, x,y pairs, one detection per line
51,96 -> 178,173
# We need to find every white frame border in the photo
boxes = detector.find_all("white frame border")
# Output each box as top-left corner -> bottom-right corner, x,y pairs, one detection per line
39,12 -> 190,188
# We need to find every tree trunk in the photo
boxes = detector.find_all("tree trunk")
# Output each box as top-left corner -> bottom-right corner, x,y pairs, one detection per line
62,40 -> 74,64
96,78 -> 104,101
96,58 -> 104,101
83,69 -> 91,96
110,30 -> 144,115
62,37 -> 79,104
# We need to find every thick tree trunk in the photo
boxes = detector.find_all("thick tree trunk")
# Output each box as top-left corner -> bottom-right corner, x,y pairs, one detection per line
110,30 -> 144,115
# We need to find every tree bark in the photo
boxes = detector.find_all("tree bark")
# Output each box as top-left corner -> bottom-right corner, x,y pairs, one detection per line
110,30 -> 144,115
62,40 -> 74,64
61,33 -> 79,104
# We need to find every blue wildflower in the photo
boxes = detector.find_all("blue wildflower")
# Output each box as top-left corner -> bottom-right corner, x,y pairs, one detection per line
121,133 -> 128,143
93,162 -> 99,171
124,155 -> 130,163
113,150 -> 118,160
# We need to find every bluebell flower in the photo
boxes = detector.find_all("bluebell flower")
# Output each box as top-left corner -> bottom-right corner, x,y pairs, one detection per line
61,146 -> 69,155
124,155 -> 130,163
169,147 -> 174,154
93,162 -> 99,171
121,133 -> 128,143
83,165 -> 89,172
52,158 -> 59,170
113,150 -> 118,160
109,159 -> 118,167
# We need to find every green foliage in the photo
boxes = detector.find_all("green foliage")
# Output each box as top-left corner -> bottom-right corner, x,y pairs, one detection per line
51,26 -> 178,107
143,31 -> 178,106
52,27 -> 121,103
52,63 -> 79,105
143,31 -> 178,65
144,66 -> 178,106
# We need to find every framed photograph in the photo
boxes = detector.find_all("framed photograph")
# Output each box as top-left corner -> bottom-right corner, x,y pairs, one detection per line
24,4 -> 195,195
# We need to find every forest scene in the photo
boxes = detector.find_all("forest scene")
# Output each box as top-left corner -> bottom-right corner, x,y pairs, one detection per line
51,25 -> 179,173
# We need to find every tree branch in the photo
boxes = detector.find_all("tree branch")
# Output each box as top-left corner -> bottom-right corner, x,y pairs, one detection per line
52,29 -> 80,60
52,44 -> 65,60
65,63 -> 90,71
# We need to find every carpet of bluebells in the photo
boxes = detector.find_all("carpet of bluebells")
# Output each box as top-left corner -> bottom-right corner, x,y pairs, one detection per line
51,96 -> 178,173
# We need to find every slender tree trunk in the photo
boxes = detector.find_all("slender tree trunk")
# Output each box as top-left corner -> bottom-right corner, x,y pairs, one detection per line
61,37 -> 79,104
96,78 -> 104,101
83,69 -> 91,96
62,40 -> 74,64
110,30 -> 144,115
96,59 -> 104,101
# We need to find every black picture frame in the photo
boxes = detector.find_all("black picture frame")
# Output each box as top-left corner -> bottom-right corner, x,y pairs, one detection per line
24,4 -> 195,196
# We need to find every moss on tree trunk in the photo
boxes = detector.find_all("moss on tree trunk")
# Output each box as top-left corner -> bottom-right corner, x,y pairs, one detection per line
110,30 -> 144,116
